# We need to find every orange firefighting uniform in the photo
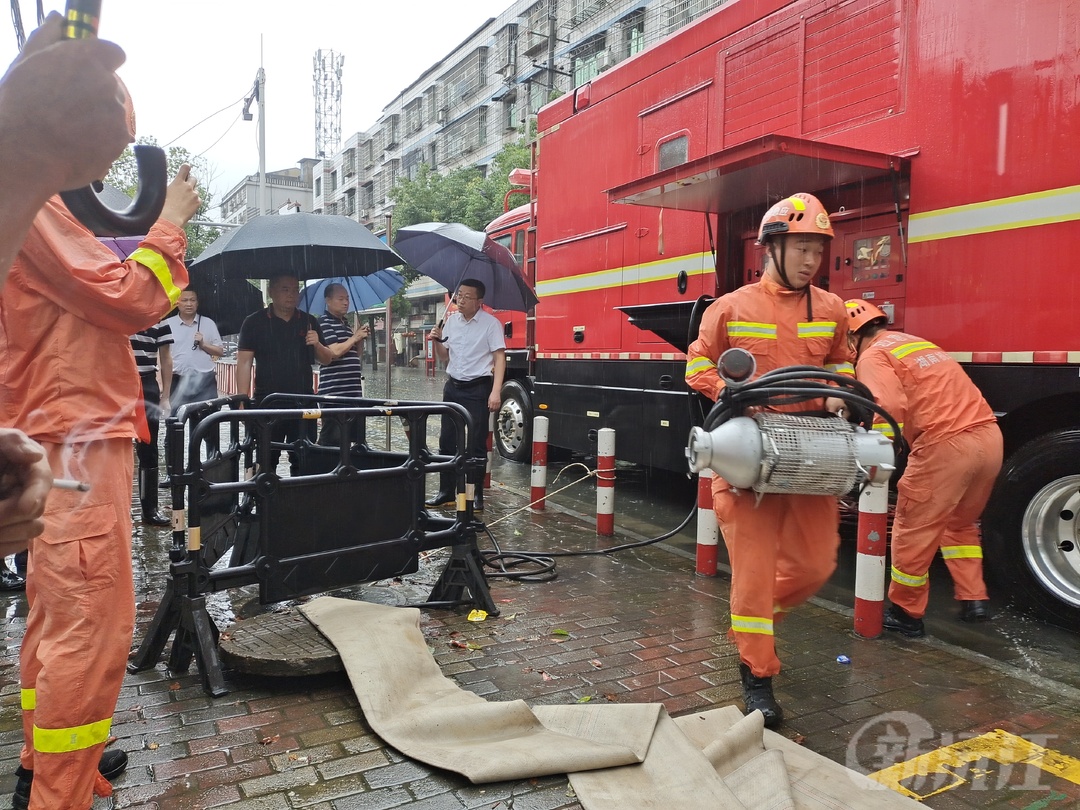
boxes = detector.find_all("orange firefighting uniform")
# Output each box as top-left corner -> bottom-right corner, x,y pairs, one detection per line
854,330 -> 1001,618
0,198 -> 186,810
685,274 -> 854,677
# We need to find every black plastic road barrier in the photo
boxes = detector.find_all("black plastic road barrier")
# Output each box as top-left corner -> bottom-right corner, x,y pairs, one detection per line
128,393 -> 497,697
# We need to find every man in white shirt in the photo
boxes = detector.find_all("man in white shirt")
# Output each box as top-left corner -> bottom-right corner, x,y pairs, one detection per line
165,290 -> 224,415
425,279 -> 506,511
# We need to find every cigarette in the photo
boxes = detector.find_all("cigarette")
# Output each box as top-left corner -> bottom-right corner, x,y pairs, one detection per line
53,478 -> 91,492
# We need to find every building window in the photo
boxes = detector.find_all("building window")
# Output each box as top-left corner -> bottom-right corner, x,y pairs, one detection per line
503,94 -> 519,130
623,9 -> 646,57
571,34 -> 606,87
315,177 -> 322,197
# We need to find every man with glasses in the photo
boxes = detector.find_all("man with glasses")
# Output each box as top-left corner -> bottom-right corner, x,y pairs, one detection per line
165,289 -> 223,416
425,279 -> 506,512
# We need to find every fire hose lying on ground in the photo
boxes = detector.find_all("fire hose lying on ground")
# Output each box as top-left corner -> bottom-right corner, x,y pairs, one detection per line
685,348 -> 905,496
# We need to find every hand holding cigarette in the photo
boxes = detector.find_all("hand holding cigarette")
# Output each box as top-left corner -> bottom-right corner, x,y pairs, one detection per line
0,429 -> 53,553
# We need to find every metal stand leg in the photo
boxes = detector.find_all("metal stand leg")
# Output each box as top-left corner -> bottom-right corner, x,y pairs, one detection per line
427,534 -> 499,616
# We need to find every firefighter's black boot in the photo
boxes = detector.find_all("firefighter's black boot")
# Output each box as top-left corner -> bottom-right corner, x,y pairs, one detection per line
960,599 -> 990,623
739,662 -> 784,729
883,604 -> 925,638
138,467 -> 170,526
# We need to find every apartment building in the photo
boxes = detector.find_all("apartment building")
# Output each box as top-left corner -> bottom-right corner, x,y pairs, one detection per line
313,0 -> 729,227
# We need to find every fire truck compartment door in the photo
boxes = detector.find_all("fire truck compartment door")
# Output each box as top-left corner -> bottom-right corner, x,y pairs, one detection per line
606,133 -> 908,215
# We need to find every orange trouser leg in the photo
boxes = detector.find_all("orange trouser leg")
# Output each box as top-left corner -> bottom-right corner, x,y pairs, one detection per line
941,423 -> 1002,601
888,424 -> 1002,617
21,439 -> 135,810
714,486 -> 840,678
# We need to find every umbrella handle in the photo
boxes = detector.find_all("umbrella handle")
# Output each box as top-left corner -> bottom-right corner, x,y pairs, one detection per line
58,0 -> 168,237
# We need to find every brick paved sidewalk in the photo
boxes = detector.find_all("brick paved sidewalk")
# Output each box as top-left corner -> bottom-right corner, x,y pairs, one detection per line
1,483 -> 1079,809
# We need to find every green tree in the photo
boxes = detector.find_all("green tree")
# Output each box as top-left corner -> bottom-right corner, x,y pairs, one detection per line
105,136 -> 220,259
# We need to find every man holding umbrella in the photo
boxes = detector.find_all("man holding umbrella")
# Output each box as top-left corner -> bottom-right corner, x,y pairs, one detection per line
426,279 -> 506,511
236,273 -> 333,474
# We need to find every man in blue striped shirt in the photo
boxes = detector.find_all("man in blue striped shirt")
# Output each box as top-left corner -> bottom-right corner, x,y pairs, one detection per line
317,283 -> 370,446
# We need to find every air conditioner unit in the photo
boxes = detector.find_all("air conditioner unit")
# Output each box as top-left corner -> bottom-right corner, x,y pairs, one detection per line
598,48 -> 614,71
358,208 -> 369,219
437,108 -> 448,124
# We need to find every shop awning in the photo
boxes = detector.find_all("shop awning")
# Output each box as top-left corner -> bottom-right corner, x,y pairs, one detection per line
607,134 -> 911,214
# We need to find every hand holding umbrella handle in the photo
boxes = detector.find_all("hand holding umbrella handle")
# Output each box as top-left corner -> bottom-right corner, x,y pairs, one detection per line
430,318 -> 447,344
58,0 -> 168,237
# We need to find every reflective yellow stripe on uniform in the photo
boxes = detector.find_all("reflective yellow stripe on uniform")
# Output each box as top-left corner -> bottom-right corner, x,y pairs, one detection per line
730,614 -> 774,635
727,322 -> 777,339
825,361 -> 855,376
798,321 -> 837,338
891,565 -> 929,588
128,247 -> 183,307
871,421 -> 901,438
685,356 -> 716,378
20,688 -> 34,711
941,545 -> 983,561
890,341 -> 938,360
34,717 -> 112,754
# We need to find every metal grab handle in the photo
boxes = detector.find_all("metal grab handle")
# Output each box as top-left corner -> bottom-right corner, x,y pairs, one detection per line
58,0 -> 167,237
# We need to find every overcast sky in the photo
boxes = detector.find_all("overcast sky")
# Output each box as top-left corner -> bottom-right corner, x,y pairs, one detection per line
2,0 -> 512,205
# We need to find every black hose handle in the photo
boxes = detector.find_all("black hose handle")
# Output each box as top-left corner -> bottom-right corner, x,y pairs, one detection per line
58,0 -> 167,237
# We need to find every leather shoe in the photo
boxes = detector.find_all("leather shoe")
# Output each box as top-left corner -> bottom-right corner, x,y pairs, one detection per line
739,662 -> 783,729
141,509 -> 171,526
883,604 -> 925,638
960,599 -> 990,623
13,749 -> 127,810
425,490 -> 456,509
0,568 -> 25,592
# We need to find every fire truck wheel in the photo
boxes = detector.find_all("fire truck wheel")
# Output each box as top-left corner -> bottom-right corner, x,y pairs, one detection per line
983,429 -> 1080,627
495,380 -> 533,463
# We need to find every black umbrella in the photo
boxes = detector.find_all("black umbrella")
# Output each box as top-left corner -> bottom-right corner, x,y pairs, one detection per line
393,222 -> 538,312
183,269 -> 264,336
190,212 -> 404,280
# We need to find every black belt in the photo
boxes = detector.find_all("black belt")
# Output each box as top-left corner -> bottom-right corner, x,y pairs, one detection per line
449,376 -> 492,389
139,370 -> 157,378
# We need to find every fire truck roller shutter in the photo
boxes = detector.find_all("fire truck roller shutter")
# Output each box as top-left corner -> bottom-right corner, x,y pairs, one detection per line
495,379 -> 534,463
983,429 -> 1080,627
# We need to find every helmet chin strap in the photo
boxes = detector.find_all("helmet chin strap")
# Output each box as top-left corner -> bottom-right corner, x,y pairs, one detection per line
767,239 -> 814,319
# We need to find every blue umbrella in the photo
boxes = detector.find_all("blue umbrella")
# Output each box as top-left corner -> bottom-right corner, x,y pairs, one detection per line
299,269 -> 406,316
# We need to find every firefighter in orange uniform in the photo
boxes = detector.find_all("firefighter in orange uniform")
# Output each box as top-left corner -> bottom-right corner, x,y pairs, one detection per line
845,300 -> 1000,638
685,193 -> 853,728
0,145 -> 199,805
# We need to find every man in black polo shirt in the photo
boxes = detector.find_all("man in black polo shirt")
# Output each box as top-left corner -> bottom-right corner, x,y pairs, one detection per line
130,323 -> 173,525
236,273 -> 332,474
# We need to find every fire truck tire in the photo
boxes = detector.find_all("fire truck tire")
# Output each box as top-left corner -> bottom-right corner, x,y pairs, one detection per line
495,380 -> 533,463
983,429 -> 1080,626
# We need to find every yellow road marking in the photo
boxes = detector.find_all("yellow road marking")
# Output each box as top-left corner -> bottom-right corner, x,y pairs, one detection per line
870,729 -> 1080,800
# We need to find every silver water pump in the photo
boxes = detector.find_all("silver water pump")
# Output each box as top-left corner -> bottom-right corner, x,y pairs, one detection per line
685,349 -> 898,495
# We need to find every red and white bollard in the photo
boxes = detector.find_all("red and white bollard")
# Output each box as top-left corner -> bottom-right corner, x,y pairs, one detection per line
484,412 -> 494,490
854,481 -> 889,638
695,469 -> 718,576
530,415 -> 549,511
596,428 -> 615,536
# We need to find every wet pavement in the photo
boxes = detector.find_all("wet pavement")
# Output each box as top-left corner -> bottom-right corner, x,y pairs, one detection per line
0,364 -> 1079,809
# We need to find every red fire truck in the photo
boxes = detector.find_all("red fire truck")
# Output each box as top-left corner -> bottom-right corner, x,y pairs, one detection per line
485,0 -> 1080,624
